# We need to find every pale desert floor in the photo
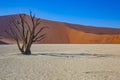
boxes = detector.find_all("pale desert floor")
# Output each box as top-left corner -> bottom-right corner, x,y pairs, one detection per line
0,44 -> 120,80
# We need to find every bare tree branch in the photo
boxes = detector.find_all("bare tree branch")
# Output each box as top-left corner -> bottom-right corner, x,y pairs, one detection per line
33,34 -> 46,42
24,20 -> 32,33
11,17 -> 23,40
34,27 -> 48,38
4,11 -> 47,55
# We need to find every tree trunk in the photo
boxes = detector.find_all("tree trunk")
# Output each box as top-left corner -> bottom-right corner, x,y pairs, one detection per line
24,48 -> 31,55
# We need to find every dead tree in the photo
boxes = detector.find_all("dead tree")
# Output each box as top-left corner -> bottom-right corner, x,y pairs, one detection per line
5,11 -> 47,55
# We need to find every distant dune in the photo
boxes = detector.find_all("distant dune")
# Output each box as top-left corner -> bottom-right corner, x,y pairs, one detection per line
0,14 -> 120,44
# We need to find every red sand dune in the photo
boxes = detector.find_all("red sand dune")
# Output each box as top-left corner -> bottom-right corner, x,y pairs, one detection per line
0,14 -> 120,44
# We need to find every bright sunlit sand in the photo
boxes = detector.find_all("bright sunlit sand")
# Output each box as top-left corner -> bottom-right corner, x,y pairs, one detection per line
0,44 -> 120,80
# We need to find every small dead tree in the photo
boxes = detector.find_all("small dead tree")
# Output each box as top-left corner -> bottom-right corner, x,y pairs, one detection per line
5,11 -> 47,55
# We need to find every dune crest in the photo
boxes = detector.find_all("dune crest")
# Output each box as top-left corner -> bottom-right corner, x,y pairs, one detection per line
0,14 -> 120,44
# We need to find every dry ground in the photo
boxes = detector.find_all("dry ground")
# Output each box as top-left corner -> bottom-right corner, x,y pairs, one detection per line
0,44 -> 120,80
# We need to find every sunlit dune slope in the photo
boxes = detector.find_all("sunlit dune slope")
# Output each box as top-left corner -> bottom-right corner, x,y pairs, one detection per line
0,14 -> 120,44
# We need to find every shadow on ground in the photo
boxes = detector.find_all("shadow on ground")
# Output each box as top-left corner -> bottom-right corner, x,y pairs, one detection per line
31,53 -> 113,58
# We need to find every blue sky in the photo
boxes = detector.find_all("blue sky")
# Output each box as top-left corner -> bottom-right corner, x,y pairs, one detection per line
0,0 -> 120,28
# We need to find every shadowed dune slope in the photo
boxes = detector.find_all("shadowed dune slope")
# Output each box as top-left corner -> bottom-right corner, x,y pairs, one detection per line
0,14 -> 120,44
0,41 -> 7,44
